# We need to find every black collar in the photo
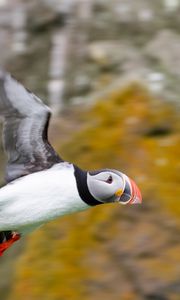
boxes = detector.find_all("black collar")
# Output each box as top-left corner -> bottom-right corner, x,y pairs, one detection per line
74,165 -> 102,206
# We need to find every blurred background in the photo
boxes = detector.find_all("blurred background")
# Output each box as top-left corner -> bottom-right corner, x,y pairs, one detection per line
0,0 -> 180,299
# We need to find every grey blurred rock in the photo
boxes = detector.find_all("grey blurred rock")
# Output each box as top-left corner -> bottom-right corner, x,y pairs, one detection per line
88,41 -> 147,73
145,30 -> 180,76
1,0 -> 180,108
26,4 -> 62,32
0,29 -> 11,65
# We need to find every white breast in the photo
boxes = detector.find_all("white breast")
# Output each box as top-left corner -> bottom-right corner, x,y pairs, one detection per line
0,163 -> 89,233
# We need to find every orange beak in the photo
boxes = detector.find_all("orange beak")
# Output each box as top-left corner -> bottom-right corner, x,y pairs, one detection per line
128,178 -> 142,204
116,175 -> 142,204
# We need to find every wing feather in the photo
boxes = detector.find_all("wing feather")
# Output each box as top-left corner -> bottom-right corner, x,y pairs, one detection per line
0,70 -> 63,182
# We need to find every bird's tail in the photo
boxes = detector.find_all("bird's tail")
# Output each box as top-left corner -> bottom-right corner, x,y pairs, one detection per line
0,231 -> 20,256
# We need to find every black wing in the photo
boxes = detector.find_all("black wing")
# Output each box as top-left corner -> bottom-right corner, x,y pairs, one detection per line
0,70 -> 63,183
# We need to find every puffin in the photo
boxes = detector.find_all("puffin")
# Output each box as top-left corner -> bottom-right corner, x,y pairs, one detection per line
0,70 -> 142,256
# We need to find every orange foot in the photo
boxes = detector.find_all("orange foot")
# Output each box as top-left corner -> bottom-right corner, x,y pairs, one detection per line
0,232 -> 20,256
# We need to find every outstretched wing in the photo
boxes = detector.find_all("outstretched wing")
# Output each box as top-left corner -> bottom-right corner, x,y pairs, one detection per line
0,70 -> 63,183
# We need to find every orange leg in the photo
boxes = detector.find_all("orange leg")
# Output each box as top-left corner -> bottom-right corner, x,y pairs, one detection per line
0,232 -> 20,256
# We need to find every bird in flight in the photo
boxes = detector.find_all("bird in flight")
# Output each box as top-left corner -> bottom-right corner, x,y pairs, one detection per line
0,70 -> 142,256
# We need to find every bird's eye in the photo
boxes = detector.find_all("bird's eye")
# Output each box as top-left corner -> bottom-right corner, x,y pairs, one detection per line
106,175 -> 113,184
